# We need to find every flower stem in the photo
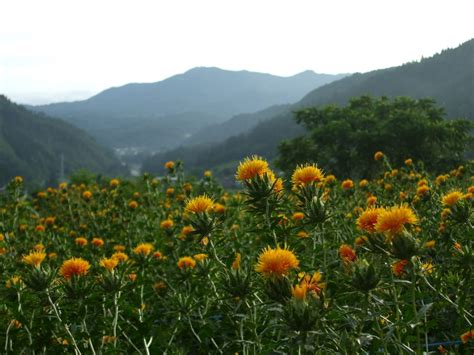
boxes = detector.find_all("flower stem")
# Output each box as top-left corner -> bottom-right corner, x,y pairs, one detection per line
411,267 -> 421,354
47,290 -> 82,354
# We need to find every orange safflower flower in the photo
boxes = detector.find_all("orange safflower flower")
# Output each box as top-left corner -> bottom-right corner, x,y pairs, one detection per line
45,216 -> 55,225
60,258 -> 90,279
164,161 -> 175,170
291,164 -> 324,188
35,225 -> 45,232
425,240 -> 436,248
22,251 -> 46,267
112,252 -> 128,262
213,203 -> 226,214
154,281 -> 167,291
255,246 -> 299,277
236,156 -> 269,181
160,219 -> 174,229
339,244 -> 357,263
178,256 -> 196,270
109,179 -> 120,188
292,212 -> 305,221
299,271 -> 325,296
92,238 -> 104,247
461,330 -> 474,343
114,245 -> 126,252
357,208 -> 383,233
392,259 -> 409,277
185,195 -> 214,214
292,283 -> 307,300
355,236 -> 368,246
181,225 -> 195,236
366,196 -> 377,206
34,243 -> 45,251
341,179 -> 354,190
297,231 -> 309,238
100,257 -> 119,271
374,151 -> 384,161
193,253 -> 208,262
75,237 -> 88,247
416,185 -> 430,196
375,205 -> 417,235
442,191 -> 464,207
133,243 -> 154,256
231,253 -> 241,270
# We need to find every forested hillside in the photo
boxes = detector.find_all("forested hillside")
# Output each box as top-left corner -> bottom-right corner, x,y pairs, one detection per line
0,96 -> 125,186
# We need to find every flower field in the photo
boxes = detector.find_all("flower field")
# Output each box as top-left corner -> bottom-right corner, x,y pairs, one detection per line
0,154 -> 473,354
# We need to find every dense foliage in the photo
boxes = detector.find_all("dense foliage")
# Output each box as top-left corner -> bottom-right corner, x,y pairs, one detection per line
0,96 -> 125,187
0,154 -> 473,353
277,96 -> 473,178
149,39 -> 474,180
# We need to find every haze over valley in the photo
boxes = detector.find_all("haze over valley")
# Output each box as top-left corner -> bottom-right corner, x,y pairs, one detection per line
1,1 -> 473,185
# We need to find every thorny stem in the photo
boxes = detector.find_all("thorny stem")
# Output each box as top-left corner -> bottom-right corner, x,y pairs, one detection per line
188,316 -> 202,343
209,237 -> 226,268
411,269 -> 421,355
137,269 -> 154,353
112,291 -> 121,347
143,336 -> 153,355
321,224 -> 327,271
4,321 -> 12,352
118,325 -> 142,354
46,291 -> 82,354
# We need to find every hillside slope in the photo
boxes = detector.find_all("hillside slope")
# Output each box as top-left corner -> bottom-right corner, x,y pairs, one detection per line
0,96 -> 125,186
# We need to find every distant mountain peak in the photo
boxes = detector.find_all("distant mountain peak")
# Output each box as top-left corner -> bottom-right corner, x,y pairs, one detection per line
293,70 -> 317,76
31,68 -> 348,152
184,66 -> 222,73
141,38 -> 474,182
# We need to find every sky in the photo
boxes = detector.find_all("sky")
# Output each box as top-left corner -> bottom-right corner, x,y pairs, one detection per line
1,0 -> 473,105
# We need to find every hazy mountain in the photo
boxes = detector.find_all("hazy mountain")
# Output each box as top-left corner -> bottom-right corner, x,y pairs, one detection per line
143,39 -> 474,182
31,68 -> 347,151
0,95 -> 125,186
183,104 -> 292,146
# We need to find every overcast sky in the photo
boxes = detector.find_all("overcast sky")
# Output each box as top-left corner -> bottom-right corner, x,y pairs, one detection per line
1,0 -> 473,104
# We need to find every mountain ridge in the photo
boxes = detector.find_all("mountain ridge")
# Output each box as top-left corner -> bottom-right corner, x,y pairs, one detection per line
31,67 -> 348,151
142,39 -> 474,182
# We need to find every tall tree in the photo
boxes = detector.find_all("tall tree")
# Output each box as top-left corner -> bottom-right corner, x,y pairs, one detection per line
277,96 -> 473,178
